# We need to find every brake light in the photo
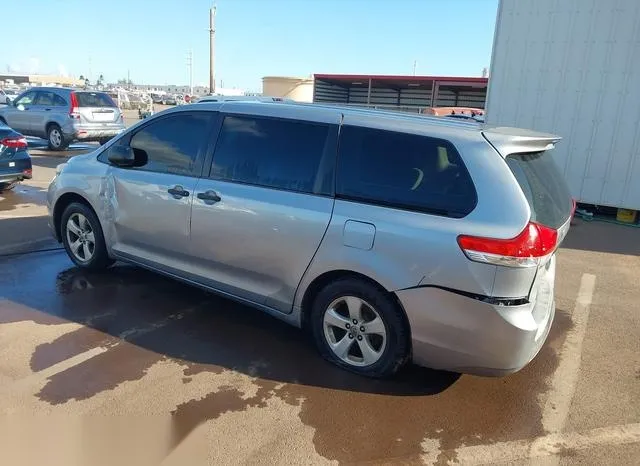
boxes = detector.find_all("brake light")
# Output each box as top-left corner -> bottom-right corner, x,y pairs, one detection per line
571,198 -> 577,218
23,168 -> 32,177
1,136 -> 28,149
457,222 -> 558,268
69,91 -> 80,119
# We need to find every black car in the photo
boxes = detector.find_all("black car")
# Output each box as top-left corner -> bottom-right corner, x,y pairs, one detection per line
0,124 -> 32,192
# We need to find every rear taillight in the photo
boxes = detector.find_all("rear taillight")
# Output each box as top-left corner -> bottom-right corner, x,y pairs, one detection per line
1,136 -> 28,149
69,91 -> 80,119
458,222 -> 558,268
23,168 -> 32,177
571,199 -> 577,218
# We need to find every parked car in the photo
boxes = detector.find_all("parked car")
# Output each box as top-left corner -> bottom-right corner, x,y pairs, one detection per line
196,95 -> 292,104
47,102 -> 573,378
0,123 -> 32,192
150,93 -> 164,104
445,113 -> 485,123
162,94 -> 177,105
0,87 -> 126,150
0,88 -> 20,105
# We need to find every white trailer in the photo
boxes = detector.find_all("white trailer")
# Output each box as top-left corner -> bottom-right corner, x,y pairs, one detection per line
486,0 -> 640,210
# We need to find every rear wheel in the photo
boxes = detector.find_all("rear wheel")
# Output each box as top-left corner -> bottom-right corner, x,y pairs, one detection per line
61,202 -> 113,270
310,278 -> 410,378
47,124 -> 68,151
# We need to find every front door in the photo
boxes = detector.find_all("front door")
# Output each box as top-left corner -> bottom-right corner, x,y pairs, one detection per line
102,111 -> 216,273
189,112 -> 339,312
3,91 -> 37,134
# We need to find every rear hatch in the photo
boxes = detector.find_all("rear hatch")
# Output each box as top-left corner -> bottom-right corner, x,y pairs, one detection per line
459,130 -> 573,304
73,91 -> 121,125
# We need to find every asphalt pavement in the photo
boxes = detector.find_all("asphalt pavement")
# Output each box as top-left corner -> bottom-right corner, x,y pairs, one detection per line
0,152 -> 638,465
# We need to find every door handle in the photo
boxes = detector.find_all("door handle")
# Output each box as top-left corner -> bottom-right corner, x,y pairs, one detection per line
197,190 -> 221,203
167,185 -> 190,198
45,108 -> 52,111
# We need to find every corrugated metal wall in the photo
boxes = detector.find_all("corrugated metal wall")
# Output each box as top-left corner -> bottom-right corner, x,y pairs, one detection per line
486,0 -> 640,210
314,79 -> 487,112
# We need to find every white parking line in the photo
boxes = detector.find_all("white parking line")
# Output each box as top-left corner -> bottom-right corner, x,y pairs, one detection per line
541,273 -> 596,432
451,422 -> 640,465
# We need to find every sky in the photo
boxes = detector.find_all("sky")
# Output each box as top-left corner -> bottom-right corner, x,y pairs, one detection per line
4,0 -> 499,92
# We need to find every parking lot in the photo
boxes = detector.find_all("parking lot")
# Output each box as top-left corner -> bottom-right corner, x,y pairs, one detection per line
0,147 -> 639,465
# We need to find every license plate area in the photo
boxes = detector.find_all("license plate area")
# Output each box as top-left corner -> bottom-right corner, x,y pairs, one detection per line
92,111 -> 114,122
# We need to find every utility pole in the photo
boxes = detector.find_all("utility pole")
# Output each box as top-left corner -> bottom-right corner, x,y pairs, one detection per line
187,49 -> 193,95
412,60 -> 417,76
209,5 -> 216,95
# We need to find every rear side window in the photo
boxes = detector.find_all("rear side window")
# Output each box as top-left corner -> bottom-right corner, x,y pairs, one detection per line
75,92 -> 117,108
506,152 -> 572,229
336,126 -> 477,217
128,112 -> 214,176
210,115 -> 335,195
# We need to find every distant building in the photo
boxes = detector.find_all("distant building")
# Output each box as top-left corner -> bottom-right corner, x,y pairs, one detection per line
313,74 -> 488,112
0,73 -> 84,87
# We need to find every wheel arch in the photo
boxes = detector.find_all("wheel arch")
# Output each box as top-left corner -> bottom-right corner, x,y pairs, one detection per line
299,269 -> 412,342
52,192 -> 98,242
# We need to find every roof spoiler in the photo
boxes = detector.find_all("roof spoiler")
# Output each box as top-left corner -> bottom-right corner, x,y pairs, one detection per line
482,126 -> 561,157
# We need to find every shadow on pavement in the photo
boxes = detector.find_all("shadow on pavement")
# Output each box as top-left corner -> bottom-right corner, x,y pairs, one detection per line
562,218 -> 640,256
10,258 -> 460,397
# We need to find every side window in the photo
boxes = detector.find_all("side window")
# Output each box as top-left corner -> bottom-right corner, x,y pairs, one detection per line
15,91 -> 36,106
52,93 -> 67,106
336,126 -> 477,217
127,112 -> 215,176
34,91 -> 55,106
210,115 -> 334,195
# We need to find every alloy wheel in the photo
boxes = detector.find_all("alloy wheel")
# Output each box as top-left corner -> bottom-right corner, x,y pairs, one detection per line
322,296 -> 387,367
66,213 -> 95,262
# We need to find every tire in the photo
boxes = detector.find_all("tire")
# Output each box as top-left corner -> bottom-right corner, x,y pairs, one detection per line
310,278 -> 410,378
61,202 -> 114,270
0,181 -> 18,192
47,124 -> 69,151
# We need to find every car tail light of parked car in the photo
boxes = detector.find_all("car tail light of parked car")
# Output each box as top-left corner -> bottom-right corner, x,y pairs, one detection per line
458,222 -> 558,268
69,91 -> 81,120
1,136 -> 28,149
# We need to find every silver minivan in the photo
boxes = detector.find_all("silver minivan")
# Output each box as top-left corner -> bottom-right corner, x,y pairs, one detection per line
0,87 -> 125,150
47,102 -> 573,378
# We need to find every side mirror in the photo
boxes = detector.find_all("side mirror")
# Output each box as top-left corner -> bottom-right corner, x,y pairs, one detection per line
107,145 -> 137,167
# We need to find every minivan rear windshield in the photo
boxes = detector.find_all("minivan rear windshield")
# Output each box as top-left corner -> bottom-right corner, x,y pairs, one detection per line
75,92 -> 117,108
506,151 -> 572,229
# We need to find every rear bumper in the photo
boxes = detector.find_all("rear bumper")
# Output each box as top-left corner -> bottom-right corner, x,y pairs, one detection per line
396,282 -> 555,376
73,127 -> 125,141
0,172 -> 28,183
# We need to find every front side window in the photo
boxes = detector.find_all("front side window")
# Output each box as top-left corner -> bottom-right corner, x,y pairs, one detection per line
210,115 -> 335,195
336,126 -> 477,217
126,112 -> 215,176
15,91 -> 36,106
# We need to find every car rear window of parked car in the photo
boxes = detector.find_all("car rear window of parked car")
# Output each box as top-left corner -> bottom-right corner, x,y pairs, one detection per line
506,151 -> 572,229
210,115 -> 336,195
127,112 -> 215,176
75,92 -> 117,108
336,126 -> 477,217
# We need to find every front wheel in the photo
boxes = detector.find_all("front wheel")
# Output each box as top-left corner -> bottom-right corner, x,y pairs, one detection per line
61,202 -> 114,270
310,278 -> 410,378
47,124 -> 69,151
